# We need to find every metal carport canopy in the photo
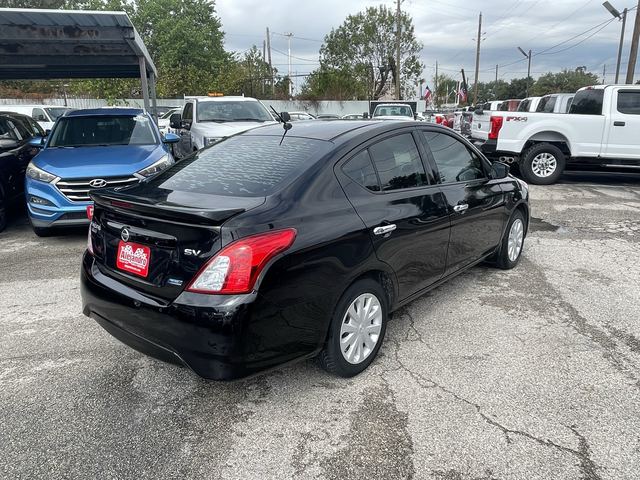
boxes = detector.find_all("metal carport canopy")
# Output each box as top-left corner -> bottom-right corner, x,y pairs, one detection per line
0,8 -> 158,115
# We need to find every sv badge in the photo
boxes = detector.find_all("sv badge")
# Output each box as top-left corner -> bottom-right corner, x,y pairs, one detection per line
184,249 -> 202,257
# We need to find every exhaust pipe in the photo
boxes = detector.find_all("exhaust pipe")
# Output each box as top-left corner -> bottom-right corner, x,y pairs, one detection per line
499,156 -> 516,164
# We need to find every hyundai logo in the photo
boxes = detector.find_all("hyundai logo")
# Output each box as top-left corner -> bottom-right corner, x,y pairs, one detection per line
89,178 -> 108,188
121,228 -> 130,242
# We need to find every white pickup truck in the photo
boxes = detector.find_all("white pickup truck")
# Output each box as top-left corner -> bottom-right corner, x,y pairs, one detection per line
480,85 -> 640,184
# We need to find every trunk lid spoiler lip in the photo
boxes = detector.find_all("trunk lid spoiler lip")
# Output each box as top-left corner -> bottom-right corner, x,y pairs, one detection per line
91,190 -> 265,226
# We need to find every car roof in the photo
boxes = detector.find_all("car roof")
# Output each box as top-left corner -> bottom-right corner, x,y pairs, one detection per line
65,108 -> 145,117
0,110 -> 32,119
244,120 -> 424,142
186,96 -> 261,102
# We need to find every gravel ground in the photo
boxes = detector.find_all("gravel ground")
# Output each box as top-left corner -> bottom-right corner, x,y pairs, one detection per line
1,171 -> 639,480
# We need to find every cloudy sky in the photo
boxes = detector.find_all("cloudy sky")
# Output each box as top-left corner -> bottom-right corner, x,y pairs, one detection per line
216,0 -> 638,91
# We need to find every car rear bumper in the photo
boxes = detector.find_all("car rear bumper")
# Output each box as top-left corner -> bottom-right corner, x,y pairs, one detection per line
80,252 -> 317,380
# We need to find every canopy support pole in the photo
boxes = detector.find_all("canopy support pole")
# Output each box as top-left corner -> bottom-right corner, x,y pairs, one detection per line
139,56 -> 150,112
149,72 -> 158,124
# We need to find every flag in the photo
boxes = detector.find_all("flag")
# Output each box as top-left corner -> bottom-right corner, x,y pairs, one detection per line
458,84 -> 467,103
423,86 -> 432,102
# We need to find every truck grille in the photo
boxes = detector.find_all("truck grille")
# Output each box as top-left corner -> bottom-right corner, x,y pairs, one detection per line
55,176 -> 139,202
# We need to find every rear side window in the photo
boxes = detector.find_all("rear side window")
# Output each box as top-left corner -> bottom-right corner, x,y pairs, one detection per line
154,136 -> 331,197
421,131 -> 486,184
32,108 -> 47,122
517,100 -> 530,112
569,90 -> 604,115
617,91 -> 640,114
368,134 -> 427,191
342,150 -> 380,191
537,96 -> 556,113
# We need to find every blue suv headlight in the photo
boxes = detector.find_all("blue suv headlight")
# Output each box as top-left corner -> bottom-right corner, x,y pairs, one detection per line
136,155 -> 173,178
26,163 -> 58,183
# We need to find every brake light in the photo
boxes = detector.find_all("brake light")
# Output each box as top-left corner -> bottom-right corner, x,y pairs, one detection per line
87,225 -> 94,255
187,229 -> 297,294
86,204 -> 94,220
489,115 -> 503,140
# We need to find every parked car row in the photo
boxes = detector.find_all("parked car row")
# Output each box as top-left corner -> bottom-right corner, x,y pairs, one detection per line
477,85 -> 640,184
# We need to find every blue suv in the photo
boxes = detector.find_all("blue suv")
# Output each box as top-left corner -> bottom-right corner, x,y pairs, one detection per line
25,108 -> 178,236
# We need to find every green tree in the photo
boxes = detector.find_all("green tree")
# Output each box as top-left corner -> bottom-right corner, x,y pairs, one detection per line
299,67 -> 365,101
310,5 -> 423,100
532,68 -> 599,96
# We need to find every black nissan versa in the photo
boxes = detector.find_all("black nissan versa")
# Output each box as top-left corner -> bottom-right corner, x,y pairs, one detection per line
81,120 -> 529,380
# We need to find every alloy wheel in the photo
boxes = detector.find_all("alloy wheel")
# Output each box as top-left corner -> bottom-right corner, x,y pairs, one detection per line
531,152 -> 557,178
507,218 -> 524,262
339,293 -> 383,364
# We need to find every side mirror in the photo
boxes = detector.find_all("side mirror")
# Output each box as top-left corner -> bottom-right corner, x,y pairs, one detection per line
28,136 -> 45,148
362,112 -> 369,119
413,113 -> 418,120
44,129 -> 51,136
280,111 -> 291,122
169,113 -> 182,129
474,107 -> 484,115
490,162 -> 510,179
162,132 -> 180,144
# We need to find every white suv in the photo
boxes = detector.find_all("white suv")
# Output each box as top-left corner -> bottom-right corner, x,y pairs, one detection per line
170,96 -> 276,158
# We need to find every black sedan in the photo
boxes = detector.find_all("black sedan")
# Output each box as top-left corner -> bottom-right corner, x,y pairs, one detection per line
81,121 -> 529,380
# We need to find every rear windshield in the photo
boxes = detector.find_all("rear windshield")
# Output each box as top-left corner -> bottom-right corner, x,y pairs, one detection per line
373,105 -> 413,117
569,90 -> 604,115
536,96 -> 557,113
151,135 -> 332,197
196,101 -> 272,122
49,115 -> 157,147
45,107 -> 70,120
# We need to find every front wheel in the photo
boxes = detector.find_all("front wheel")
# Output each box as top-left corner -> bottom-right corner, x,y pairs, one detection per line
520,143 -> 565,185
318,279 -> 388,377
495,210 -> 526,270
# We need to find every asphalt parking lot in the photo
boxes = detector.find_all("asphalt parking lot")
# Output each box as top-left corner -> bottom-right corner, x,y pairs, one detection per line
1,172 -> 639,480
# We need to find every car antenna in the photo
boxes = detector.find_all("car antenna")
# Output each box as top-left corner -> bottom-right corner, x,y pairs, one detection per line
270,106 -> 292,145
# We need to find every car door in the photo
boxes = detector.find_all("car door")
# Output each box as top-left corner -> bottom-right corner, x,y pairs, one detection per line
177,102 -> 194,158
0,118 -> 25,198
418,129 -> 506,275
336,130 -> 451,300
602,89 -> 640,160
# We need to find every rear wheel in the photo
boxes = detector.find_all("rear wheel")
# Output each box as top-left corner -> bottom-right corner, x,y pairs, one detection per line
495,210 -> 526,269
520,143 -> 565,185
318,279 -> 388,377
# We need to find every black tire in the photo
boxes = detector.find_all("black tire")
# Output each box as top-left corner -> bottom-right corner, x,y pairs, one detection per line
495,210 -> 526,270
32,226 -> 52,237
0,184 -> 6,233
520,142 -> 565,185
318,278 -> 388,377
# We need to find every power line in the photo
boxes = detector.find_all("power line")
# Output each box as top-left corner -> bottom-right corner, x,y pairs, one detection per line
270,47 -> 319,63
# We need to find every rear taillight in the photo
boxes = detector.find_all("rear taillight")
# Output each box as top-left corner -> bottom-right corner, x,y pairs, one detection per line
87,225 -> 94,255
488,115 -> 503,140
86,204 -> 94,220
187,229 -> 297,295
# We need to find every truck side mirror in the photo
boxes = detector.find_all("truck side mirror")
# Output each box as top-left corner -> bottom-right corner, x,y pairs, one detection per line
169,113 -> 182,129
280,112 -> 291,122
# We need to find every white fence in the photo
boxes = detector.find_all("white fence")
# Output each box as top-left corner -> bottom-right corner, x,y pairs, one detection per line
0,98 -> 428,116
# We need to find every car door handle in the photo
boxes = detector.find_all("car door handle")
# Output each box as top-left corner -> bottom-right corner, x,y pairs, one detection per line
453,203 -> 469,213
613,121 -> 625,126
373,224 -> 397,235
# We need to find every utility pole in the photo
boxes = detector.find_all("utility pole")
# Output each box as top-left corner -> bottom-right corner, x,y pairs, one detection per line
473,12 -> 482,104
626,0 -> 640,84
517,47 -> 532,97
461,68 -> 468,105
284,32 -> 293,97
602,64 -> 606,84
266,27 -> 274,96
435,60 -> 438,107
395,0 -> 402,100
262,40 -> 266,95
604,3 -> 629,83
495,64 -> 498,83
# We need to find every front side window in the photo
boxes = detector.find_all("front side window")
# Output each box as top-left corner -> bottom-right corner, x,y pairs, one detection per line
0,119 -> 19,141
196,101 -> 272,122
617,91 -> 640,115
368,134 -> 427,191
342,150 -> 380,191
49,115 -> 157,147
421,131 -> 486,184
